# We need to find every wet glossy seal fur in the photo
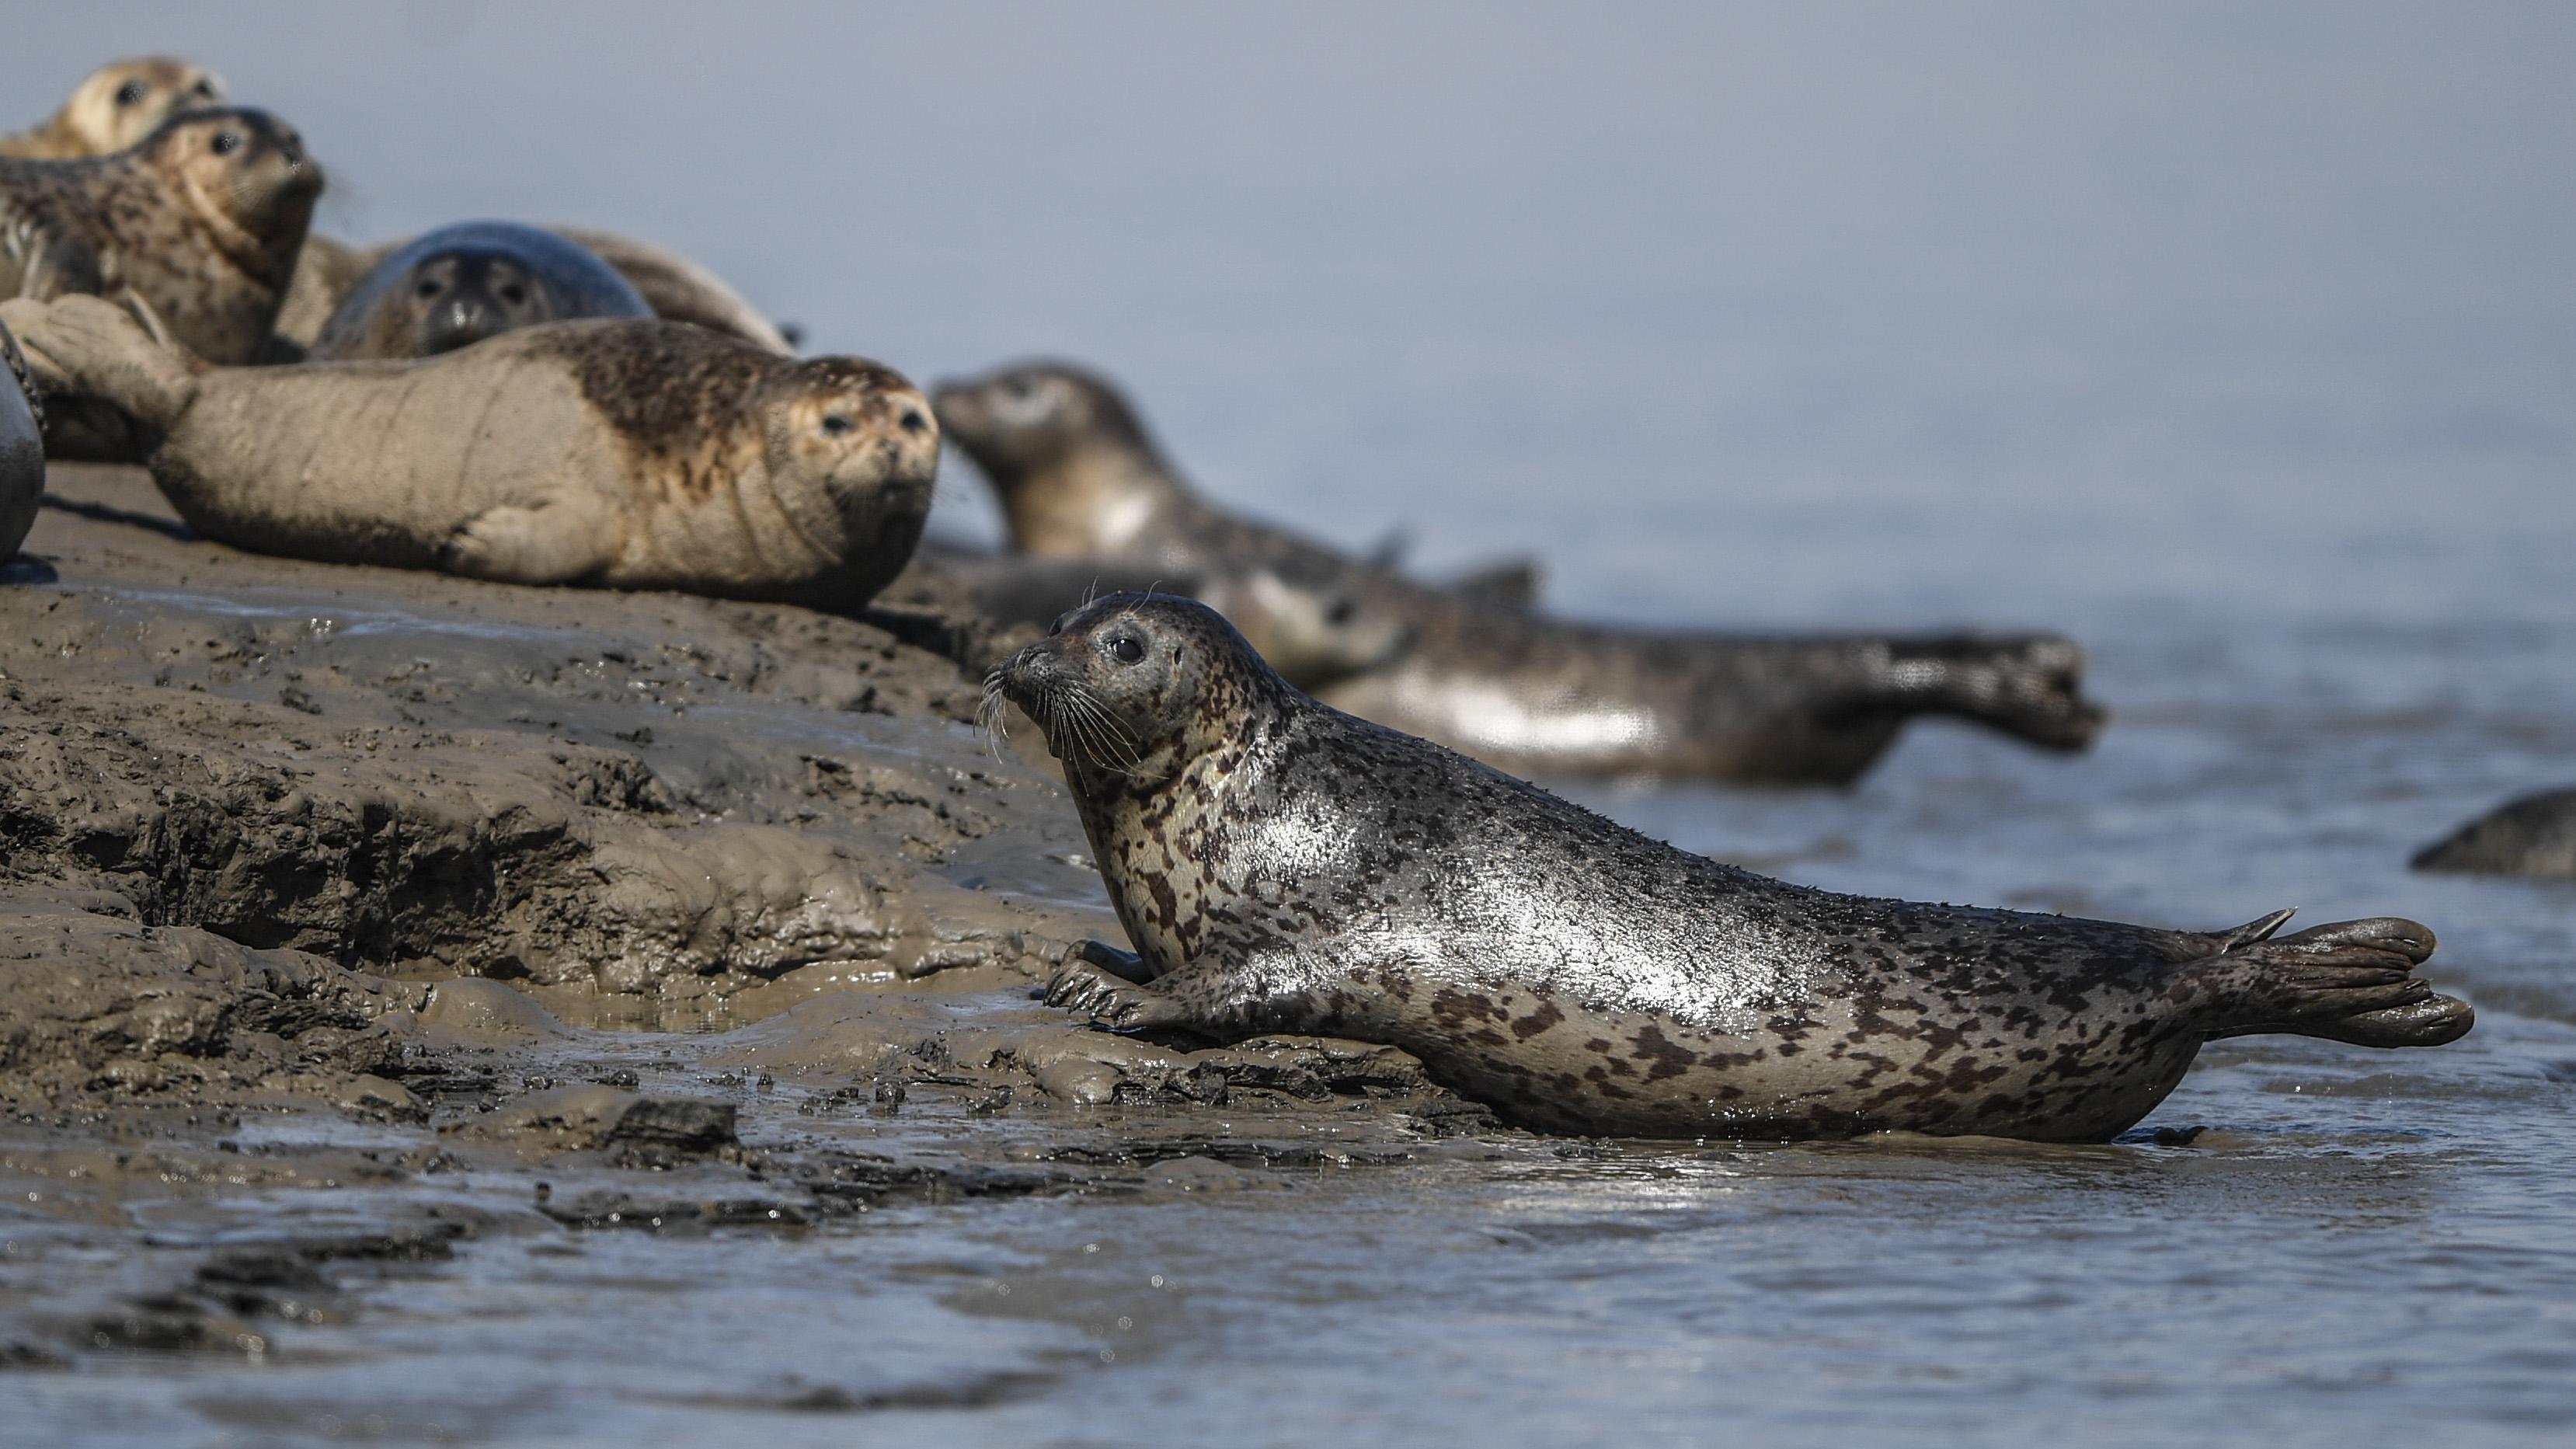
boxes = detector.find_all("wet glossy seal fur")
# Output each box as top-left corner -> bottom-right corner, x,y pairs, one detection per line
310,221 -> 653,361
2412,789 -> 2576,880
0,315 -> 40,557
1,294 -> 935,604
995,594 -> 2473,1141
938,361 -> 2105,785
0,57 -> 228,161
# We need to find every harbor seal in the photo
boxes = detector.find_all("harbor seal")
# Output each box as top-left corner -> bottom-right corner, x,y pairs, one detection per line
0,106 -> 321,366
2411,789 -> 2576,880
937,361 -> 2104,785
916,540 -> 1411,689
0,294 -> 935,605
994,594 -> 2473,1141
0,315 -> 40,558
277,226 -> 791,357
0,57 -> 228,161
309,221 -> 652,361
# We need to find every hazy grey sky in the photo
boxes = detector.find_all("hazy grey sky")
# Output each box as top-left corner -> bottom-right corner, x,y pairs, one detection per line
8,3 -> 2569,623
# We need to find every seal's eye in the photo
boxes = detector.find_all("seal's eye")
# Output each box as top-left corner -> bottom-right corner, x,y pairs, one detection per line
211,131 -> 242,156
1109,636 -> 1145,665
114,82 -> 147,108
820,415 -> 855,437
415,280 -> 442,300
1004,378 -> 1035,399
498,283 -> 527,305
1325,597 -> 1355,626
1047,612 -> 1071,637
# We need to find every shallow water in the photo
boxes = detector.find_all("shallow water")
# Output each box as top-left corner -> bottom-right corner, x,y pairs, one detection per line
8,3 -> 2576,1444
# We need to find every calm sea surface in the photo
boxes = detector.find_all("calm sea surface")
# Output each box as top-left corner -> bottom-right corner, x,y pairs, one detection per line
8,4 -> 2574,1444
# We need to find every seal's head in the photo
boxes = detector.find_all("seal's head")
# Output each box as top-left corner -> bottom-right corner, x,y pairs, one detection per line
931,361 -> 1151,486
750,356 -> 942,557
57,57 -> 227,155
986,592 -> 1289,787
141,108 -> 323,265
326,222 -> 653,360
1193,563 -> 1412,691
389,250 -> 550,356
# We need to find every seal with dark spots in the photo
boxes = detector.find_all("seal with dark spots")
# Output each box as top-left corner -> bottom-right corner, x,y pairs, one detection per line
0,57 -> 228,161
0,315 -> 41,558
992,594 -> 2473,1141
937,361 -> 2106,785
310,221 -> 652,361
0,107 -> 319,366
2411,789 -> 2576,880
1,294 -> 935,605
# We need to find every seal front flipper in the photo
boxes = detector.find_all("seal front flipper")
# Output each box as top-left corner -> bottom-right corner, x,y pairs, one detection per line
2191,914 -> 2472,1047
1044,951 -> 1190,1031
440,499 -> 621,586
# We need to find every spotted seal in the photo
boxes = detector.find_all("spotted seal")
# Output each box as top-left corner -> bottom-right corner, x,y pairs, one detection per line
1,294 -> 935,604
0,57 -> 228,161
0,106 -> 319,367
0,315 -> 40,557
938,361 -> 2105,785
310,221 -> 653,361
992,594 -> 2473,1141
2411,789 -> 2576,880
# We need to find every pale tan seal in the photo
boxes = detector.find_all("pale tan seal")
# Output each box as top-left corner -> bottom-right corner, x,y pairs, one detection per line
1,294 -> 935,605
1,106 -> 320,366
1000,593 -> 2472,1141
0,57 -> 228,161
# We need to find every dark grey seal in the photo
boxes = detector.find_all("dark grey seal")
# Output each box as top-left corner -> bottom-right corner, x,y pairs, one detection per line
992,594 -> 2473,1141
1,315 -> 41,556
310,221 -> 653,362
936,361 -> 2105,785
2411,789 -> 2576,880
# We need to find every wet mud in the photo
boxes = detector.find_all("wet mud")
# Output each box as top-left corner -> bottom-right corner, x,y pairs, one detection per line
0,467 -> 1492,1395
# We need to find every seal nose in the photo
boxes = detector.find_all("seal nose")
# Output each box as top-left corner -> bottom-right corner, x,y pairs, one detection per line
424,297 -> 497,355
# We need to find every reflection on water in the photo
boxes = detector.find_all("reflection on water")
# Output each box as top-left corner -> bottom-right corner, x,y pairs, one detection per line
5,2 -> 2574,1443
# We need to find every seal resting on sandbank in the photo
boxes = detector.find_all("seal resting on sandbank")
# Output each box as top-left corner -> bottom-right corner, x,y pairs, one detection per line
1,294 -> 935,606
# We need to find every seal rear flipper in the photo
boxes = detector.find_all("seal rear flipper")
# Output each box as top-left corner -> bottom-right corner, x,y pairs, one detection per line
1873,633 -> 2108,753
2192,915 -> 2472,1047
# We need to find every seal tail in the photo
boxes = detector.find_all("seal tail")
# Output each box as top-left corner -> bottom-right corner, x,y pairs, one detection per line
0,294 -> 204,437
1874,634 -> 2107,752
2189,911 -> 2473,1047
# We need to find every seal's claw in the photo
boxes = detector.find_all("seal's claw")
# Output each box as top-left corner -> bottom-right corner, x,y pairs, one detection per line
1044,957 -> 1185,1031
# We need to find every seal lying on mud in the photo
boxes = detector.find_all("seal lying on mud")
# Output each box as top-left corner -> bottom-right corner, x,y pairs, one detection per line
1,294 -> 935,604
2411,789 -> 2576,880
0,315 -> 41,558
0,107 -> 320,367
0,57 -> 228,160
280,228 -> 793,357
995,594 -> 2473,1141
939,361 -> 2104,784
311,221 -> 652,361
